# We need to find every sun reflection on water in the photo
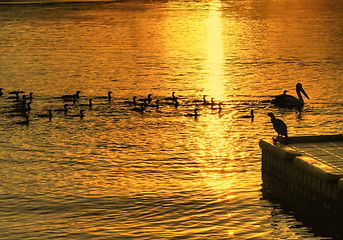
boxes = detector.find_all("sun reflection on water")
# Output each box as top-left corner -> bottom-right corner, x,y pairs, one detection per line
205,0 -> 225,101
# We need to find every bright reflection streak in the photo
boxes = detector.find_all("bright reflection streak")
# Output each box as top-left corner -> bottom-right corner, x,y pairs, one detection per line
206,0 -> 225,101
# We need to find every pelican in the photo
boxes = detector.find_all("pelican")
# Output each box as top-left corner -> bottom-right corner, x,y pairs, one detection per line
271,83 -> 309,108
268,113 -> 288,138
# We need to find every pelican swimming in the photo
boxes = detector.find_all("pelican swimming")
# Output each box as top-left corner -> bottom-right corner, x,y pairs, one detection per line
271,83 -> 309,108
268,113 -> 288,138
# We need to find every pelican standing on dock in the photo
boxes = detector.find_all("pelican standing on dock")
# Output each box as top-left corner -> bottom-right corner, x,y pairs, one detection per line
271,83 -> 309,108
268,113 -> 288,138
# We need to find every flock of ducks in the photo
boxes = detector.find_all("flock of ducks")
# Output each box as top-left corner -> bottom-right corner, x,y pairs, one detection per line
0,83 -> 310,140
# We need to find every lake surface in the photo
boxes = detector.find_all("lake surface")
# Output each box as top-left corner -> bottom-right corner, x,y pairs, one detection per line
0,0 -> 342,239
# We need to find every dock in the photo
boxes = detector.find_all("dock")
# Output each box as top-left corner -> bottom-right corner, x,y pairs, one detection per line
260,134 -> 343,215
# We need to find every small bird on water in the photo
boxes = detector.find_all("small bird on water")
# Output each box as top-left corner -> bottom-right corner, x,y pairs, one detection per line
267,113 -> 288,139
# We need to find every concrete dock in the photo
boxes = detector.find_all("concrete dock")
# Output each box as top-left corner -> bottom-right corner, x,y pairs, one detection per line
260,134 -> 343,215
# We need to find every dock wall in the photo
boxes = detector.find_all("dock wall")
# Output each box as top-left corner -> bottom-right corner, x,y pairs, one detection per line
260,139 -> 343,214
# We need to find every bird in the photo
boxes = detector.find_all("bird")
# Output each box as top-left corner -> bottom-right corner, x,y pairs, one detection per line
148,100 -> 160,110
138,94 -> 152,104
79,98 -> 92,108
61,91 -> 80,101
240,109 -> 254,121
53,104 -> 69,114
211,102 -> 223,112
186,108 -> 200,118
0,88 -> 3,96
193,95 -> 208,105
16,114 -> 29,126
271,83 -> 309,108
131,103 -> 146,113
37,109 -> 53,121
164,92 -> 176,102
71,109 -> 85,119
97,91 -> 113,101
268,113 -> 288,138
123,96 -> 137,106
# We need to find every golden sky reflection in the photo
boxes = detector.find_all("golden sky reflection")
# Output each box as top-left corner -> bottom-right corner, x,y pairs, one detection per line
205,0 -> 226,101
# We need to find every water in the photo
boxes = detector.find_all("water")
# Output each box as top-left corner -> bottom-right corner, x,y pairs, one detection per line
0,0 -> 342,239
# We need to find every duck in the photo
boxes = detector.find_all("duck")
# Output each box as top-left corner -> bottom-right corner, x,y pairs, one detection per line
61,91 -> 80,101
164,92 -> 176,102
37,109 -> 53,121
131,103 -> 146,113
211,102 -> 223,113
53,104 -> 69,114
0,88 -> 3,96
240,109 -> 254,121
271,83 -> 309,108
71,109 -> 85,119
16,114 -> 29,126
124,96 -> 137,106
148,100 -> 160,110
186,108 -> 200,118
97,91 -> 113,101
268,113 -> 288,138
138,94 -> 152,104
79,98 -> 92,108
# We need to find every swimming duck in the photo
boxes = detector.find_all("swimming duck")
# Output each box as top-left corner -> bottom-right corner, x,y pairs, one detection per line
240,110 -> 254,121
97,91 -> 113,101
138,94 -> 152,104
16,114 -> 29,126
71,109 -> 85,119
271,83 -> 309,108
131,103 -> 146,112
61,91 -> 80,101
164,92 -> 176,102
37,109 -> 53,121
124,96 -> 137,106
0,88 -> 3,96
186,108 -> 200,118
79,99 -> 92,108
53,104 -> 69,114
148,100 -> 160,109
268,113 -> 288,138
